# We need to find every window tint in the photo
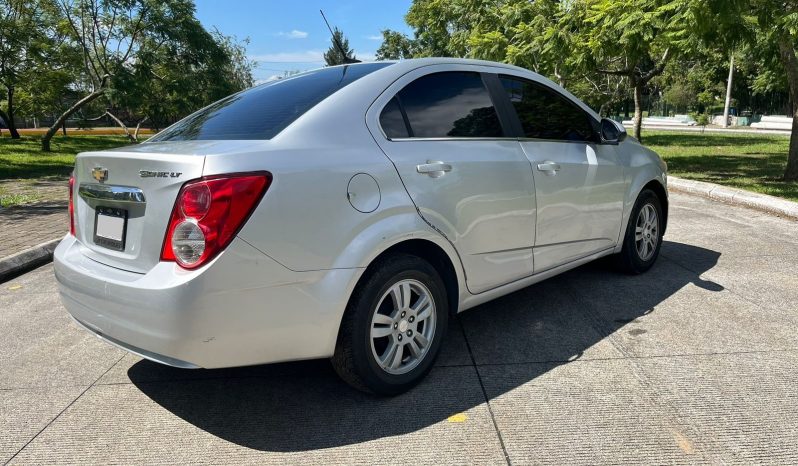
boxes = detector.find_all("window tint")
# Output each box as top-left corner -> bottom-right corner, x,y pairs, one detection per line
397,71 -> 503,138
500,76 -> 596,142
380,97 -> 410,138
150,63 -> 392,141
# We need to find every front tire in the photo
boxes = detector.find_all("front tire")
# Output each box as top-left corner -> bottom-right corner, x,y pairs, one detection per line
332,253 -> 448,395
615,188 -> 664,274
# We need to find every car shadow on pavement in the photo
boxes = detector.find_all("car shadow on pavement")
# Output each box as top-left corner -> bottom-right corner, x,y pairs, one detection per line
129,240 -> 722,452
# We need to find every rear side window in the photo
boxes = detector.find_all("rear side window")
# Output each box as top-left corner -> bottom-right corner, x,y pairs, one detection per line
500,75 -> 596,142
391,71 -> 504,138
150,63 -> 392,141
379,97 -> 410,138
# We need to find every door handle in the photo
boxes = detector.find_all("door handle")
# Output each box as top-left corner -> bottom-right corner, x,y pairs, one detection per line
536,161 -> 561,175
416,161 -> 452,178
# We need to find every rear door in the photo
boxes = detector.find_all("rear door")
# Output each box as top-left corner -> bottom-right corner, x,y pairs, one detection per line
367,66 -> 538,294
497,75 -> 625,272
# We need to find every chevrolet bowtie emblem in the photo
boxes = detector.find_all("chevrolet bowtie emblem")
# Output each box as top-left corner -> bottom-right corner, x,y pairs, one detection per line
91,167 -> 108,183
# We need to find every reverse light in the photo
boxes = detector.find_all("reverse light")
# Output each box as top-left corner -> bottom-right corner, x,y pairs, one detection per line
161,172 -> 271,269
68,173 -> 76,236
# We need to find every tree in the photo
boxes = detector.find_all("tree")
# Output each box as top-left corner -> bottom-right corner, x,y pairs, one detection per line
115,26 -> 255,133
567,0 -> 691,142
41,0 -> 226,151
0,0 -> 66,138
40,0 -> 152,150
376,29 -> 416,60
691,0 -> 798,180
323,27 -> 356,66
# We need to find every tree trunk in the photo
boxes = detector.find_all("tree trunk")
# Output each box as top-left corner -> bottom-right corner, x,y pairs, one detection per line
104,111 -> 136,143
134,116 -> 148,141
633,80 -> 644,142
598,101 -> 610,118
4,87 -> 20,139
777,36 -> 798,181
722,53 -> 734,128
0,108 -> 14,138
41,89 -> 105,151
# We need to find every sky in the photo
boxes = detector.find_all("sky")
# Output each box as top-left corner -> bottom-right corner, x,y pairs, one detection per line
193,0 -> 414,83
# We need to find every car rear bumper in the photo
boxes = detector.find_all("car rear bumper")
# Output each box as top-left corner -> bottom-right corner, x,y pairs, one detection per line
54,234 -> 361,369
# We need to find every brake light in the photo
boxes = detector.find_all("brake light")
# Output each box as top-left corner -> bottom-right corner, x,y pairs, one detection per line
68,173 -> 75,236
161,172 -> 271,269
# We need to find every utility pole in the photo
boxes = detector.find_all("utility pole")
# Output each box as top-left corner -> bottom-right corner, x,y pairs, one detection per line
723,52 -> 734,128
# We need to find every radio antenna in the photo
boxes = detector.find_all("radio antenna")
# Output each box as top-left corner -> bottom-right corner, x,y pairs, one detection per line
320,9 -> 360,64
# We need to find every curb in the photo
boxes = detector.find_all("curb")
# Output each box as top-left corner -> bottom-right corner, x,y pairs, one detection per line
0,239 -> 60,283
668,176 -> 798,220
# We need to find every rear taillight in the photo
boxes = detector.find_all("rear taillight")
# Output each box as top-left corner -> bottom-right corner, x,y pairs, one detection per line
161,172 -> 271,269
68,173 -> 75,236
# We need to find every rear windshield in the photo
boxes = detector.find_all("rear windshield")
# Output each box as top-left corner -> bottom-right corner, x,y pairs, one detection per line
149,63 -> 392,141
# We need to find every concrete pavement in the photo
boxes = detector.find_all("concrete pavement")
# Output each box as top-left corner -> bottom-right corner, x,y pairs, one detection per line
2,192 -> 797,464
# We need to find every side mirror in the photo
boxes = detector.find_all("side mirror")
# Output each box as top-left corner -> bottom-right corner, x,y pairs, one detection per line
600,118 -> 627,144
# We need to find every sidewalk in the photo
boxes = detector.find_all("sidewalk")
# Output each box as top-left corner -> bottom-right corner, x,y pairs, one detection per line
0,198 -> 67,281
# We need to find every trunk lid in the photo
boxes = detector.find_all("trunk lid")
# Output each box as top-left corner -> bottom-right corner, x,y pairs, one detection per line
72,141 -> 248,273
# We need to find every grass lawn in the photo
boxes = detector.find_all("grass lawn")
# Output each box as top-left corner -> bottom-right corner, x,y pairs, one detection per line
1,131 -> 797,206
643,130 -> 798,202
0,135 -> 130,207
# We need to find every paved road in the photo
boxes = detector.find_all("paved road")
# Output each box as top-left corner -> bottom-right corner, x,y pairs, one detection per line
2,192 -> 797,465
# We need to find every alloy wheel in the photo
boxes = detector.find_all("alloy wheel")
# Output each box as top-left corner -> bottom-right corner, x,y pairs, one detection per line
635,203 -> 659,261
369,279 -> 437,375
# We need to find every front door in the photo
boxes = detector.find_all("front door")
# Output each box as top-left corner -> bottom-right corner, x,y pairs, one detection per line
498,75 -> 625,272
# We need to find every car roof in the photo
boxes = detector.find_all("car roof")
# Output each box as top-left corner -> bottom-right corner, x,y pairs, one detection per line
324,57 -> 532,76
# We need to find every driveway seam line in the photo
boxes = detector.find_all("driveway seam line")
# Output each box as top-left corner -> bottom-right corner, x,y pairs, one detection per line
3,353 -> 126,465
456,317 -> 512,466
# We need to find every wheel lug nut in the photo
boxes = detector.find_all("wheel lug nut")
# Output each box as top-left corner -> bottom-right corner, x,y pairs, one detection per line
393,323 -> 398,329
409,316 -> 415,323
401,311 -> 406,317
407,330 -> 412,336
398,334 -> 403,341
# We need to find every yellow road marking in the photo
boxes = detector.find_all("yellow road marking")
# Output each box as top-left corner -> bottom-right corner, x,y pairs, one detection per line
447,413 -> 468,423
674,431 -> 695,454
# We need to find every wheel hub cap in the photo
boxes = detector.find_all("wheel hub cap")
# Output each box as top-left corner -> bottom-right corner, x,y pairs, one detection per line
635,203 -> 659,261
369,279 -> 437,375
398,320 -> 409,333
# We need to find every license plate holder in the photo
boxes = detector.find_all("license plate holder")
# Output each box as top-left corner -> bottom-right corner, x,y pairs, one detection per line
94,206 -> 127,251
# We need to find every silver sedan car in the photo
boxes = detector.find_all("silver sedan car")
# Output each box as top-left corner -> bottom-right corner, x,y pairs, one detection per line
55,58 -> 668,395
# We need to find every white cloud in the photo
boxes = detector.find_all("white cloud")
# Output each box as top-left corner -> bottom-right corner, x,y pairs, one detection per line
249,50 -> 325,63
366,34 -> 383,41
276,30 -> 308,39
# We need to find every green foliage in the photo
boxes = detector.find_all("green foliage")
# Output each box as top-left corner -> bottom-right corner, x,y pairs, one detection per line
376,29 -> 417,60
323,27 -> 356,66
0,0 -> 257,150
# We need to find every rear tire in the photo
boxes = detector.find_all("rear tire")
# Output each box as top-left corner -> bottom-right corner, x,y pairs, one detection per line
332,253 -> 448,395
615,189 -> 664,274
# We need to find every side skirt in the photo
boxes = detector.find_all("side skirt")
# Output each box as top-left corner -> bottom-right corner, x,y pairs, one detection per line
457,246 -> 616,313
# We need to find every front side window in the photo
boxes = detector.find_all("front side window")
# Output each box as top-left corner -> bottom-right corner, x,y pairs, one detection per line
500,75 -> 596,142
387,71 -> 504,138
150,63 -> 392,141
